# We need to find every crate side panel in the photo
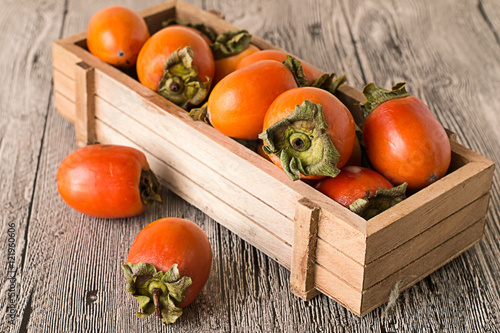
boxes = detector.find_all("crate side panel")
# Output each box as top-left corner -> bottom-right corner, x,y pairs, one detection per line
93,95 -> 295,246
364,193 -> 490,289
360,217 -> 485,316
52,41 -> 82,81
94,120 -> 293,269
317,209 -> 367,264
316,238 -> 364,290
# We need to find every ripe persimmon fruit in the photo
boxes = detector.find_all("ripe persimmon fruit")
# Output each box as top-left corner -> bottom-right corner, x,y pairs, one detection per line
316,166 -> 407,219
136,25 -> 215,108
87,6 -> 150,68
123,217 -> 212,325
205,59 -> 298,140
260,87 -> 356,180
57,144 -> 161,218
361,83 -> 451,190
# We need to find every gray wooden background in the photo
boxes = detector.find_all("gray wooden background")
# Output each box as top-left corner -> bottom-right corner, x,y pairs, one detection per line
1,0 -> 499,332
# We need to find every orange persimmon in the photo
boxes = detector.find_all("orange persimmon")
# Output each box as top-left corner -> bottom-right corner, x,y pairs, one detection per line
87,6 -> 149,68
206,60 -> 298,140
361,83 -> 451,190
123,217 -> 212,324
136,25 -> 215,108
260,87 -> 356,180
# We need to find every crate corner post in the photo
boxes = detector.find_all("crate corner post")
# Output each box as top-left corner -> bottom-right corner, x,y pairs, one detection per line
74,61 -> 96,147
290,197 -> 321,301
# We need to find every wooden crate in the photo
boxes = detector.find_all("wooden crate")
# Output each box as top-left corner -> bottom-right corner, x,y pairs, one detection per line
51,0 -> 495,316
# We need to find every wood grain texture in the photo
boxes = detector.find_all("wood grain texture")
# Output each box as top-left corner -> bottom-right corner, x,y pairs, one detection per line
1,0 -> 499,333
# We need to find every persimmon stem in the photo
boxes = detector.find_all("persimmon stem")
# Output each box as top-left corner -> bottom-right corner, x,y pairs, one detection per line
152,288 -> 162,319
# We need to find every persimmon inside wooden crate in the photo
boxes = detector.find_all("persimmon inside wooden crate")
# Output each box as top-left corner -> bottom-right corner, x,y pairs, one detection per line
52,0 -> 495,316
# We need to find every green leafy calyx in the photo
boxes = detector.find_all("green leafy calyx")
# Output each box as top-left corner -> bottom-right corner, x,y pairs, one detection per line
210,30 -> 252,60
349,182 -> 408,220
122,263 -> 192,325
158,46 -> 211,109
258,100 -> 341,181
360,82 -> 409,118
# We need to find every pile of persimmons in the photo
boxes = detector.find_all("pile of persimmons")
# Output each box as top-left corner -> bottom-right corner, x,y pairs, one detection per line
56,5 -> 452,325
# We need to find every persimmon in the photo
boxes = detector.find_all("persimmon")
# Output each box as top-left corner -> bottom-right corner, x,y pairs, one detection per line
136,25 -> 215,108
87,6 -> 149,68
56,144 -> 161,218
204,59 -> 298,140
260,87 -> 356,180
123,217 -> 212,325
361,83 -> 451,190
236,49 -> 323,85
316,166 -> 407,219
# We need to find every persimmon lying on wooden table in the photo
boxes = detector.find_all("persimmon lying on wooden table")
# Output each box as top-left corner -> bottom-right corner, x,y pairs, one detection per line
123,217 -> 212,325
56,144 -> 161,218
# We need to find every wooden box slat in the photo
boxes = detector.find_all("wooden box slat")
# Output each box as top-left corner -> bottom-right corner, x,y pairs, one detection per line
51,0 -> 495,317
363,193 -> 490,289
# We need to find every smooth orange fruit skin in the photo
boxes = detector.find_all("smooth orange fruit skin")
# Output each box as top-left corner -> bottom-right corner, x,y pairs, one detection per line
56,144 -> 149,218
126,217 -> 212,308
136,26 -> 215,91
363,96 -> 451,190
213,44 -> 260,84
208,60 -> 298,140
236,49 -> 323,85
263,87 -> 356,170
87,6 -> 149,68
316,166 -> 393,208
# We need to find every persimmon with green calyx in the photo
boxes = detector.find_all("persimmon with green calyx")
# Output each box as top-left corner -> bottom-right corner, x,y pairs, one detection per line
259,87 -> 356,180
56,144 -> 161,218
361,82 -> 451,191
136,26 -> 215,109
211,30 -> 260,84
316,166 -> 407,219
87,6 -> 150,69
123,217 -> 212,325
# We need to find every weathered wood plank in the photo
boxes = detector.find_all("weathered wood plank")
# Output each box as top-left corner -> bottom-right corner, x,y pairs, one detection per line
361,218 -> 486,315
364,193 -> 491,289
3,0 -> 499,332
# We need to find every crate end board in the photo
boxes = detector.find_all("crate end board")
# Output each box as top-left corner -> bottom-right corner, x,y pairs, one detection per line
51,0 -> 495,318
